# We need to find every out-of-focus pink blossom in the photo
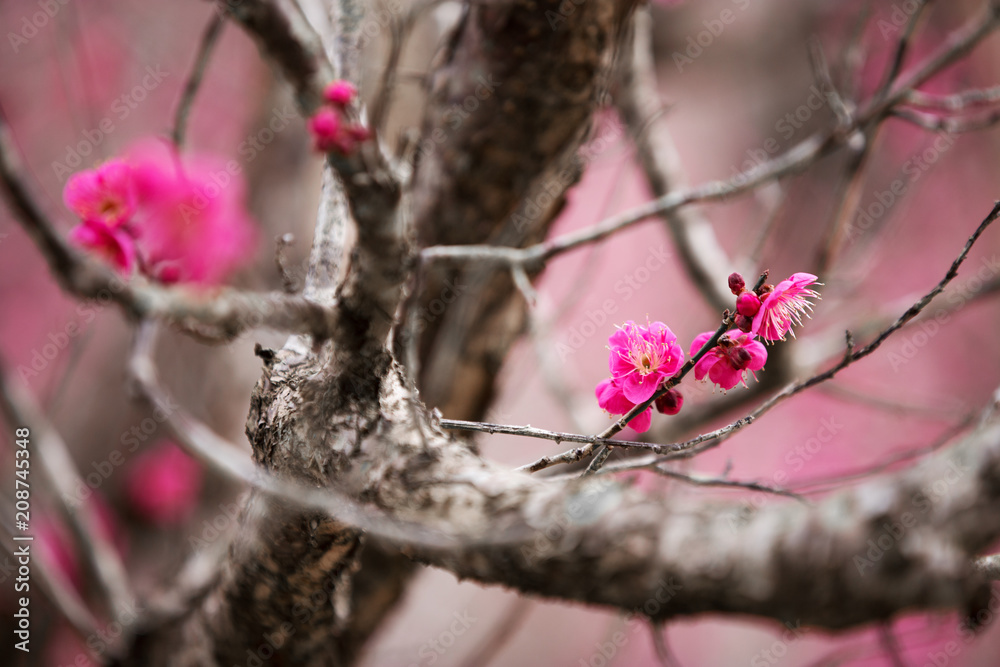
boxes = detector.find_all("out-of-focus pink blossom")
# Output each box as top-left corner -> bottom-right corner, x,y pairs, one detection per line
127,141 -> 257,285
125,441 -> 202,526
69,221 -> 137,274
752,273 -> 820,341
323,80 -> 357,107
62,158 -> 136,227
691,330 -> 767,390
308,108 -> 370,155
36,519 -> 80,589
607,320 -> 684,403
595,377 -> 652,433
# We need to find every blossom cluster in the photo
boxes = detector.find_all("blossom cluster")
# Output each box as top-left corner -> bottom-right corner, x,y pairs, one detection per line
63,141 -> 257,284
307,80 -> 371,154
595,271 -> 819,433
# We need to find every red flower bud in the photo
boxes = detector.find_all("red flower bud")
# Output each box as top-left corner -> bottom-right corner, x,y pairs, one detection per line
736,292 -> 761,318
654,389 -> 684,415
728,272 -> 745,295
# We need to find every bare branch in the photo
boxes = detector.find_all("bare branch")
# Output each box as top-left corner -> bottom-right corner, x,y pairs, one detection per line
172,13 -> 226,148
0,364 -> 135,629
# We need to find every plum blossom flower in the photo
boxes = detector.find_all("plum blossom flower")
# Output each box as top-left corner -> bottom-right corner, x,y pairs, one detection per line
62,158 -> 136,228
126,141 -> 257,285
690,329 -> 767,390
323,80 -> 357,107
752,272 -> 820,341
125,441 -> 202,525
607,320 -> 684,403
69,221 -> 137,274
595,377 -> 653,433
308,107 -> 370,154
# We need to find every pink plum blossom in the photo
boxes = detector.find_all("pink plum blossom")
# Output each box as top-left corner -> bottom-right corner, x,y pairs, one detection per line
595,377 -> 653,433
126,141 -> 257,285
607,320 -> 684,403
323,80 -> 357,106
62,158 -> 136,227
125,441 -> 202,525
69,221 -> 137,274
752,272 -> 820,341
690,329 -> 767,390
308,108 -> 370,154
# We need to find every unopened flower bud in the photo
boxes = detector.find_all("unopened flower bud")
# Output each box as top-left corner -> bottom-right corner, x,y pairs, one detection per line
654,389 -> 683,415
324,80 -> 357,107
736,292 -> 761,318
728,272 -> 745,295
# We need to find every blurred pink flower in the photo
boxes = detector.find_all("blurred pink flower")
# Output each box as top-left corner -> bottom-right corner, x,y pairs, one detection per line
308,107 -> 342,151
62,158 -> 136,228
127,141 -> 257,285
691,329 -> 767,390
595,377 -> 652,433
308,108 -> 370,154
323,80 -> 357,107
69,221 -> 137,274
752,273 -> 820,341
125,441 -> 202,526
607,320 -> 684,403
36,519 -> 80,590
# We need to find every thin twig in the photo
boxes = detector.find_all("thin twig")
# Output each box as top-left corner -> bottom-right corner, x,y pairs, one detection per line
441,414 -> 753,474
458,597 -> 532,667
879,623 -> 909,667
421,5 -> 1000,270
650,622 -> 680,667
643,466 -> 807,503
0,497 -> 99,645
904,84 -> 1000,111
172,13 -> 225,148
874,0 -> 931,103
